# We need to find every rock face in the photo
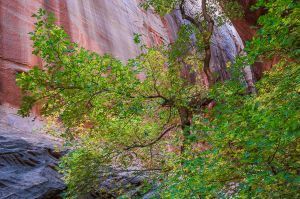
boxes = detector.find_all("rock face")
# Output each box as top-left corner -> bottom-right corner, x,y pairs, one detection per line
0,106 -> 157,199
0,1 -> 247,198
0,1 -> 273,198
173,0 -> 245,83
0,1 -> 274,103
89,169 -> 158,198
0,0 -> 275,107
233,0 -> 277,80
209,23 -> 243,81
0,106 -> 65,199
0,0 -> 249,109
0,0 -> 178,107
232,0 -> 262,43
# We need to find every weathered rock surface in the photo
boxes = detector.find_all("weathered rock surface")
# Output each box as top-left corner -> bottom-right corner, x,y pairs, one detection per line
233,0 -> 277,80
0,0 -> 274,107
0,106 -> 159,199
0,0 -> 178,107
173,1 -> 245,82
87,169 -> 158,199
232,0 -> 262,43
0,106 -> 65,199
0,1 -> 270,112
0,0 -> 250,109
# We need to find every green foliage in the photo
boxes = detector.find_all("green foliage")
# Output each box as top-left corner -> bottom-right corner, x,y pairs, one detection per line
243,0 -> 299,65
60,147 -> 103,198
17,8 -> 207,197
141,0 -> 180,15
169,24 -> 204,63
220,0 -> 244,20
159,0 -> 300,198
133,33 -> 142,45
161,63 -> 299,198
17,0 -> 299,197
142,0 -> 243,24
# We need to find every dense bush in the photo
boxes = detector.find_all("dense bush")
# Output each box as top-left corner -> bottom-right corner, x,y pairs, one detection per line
161,62 -> 299,198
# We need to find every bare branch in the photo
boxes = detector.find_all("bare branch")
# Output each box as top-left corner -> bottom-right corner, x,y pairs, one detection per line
125,125 -> 178,150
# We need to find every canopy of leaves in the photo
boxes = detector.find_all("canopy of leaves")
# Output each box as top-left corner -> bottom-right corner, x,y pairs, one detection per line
141,0 -> 243,22
17,8 -> 207,197
16,0 -> 299,197
161,62 -> 299,198
240,0 -> 299,65
159,0 -> 300,198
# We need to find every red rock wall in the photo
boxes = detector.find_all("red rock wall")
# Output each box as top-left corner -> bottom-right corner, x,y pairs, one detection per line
0,0 -> 178,107
232,0 -> 262,43
233,0 -> 277,79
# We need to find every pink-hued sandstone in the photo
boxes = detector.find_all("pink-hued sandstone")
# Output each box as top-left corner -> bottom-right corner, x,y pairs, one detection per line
0,0 -> 177,107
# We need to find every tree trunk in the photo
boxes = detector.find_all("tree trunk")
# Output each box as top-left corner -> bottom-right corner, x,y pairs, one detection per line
179,0 -> 214,87
201,0 -> 214,87
178,107 -> 191,153
239,51 -> 257,94
243,65 -> 257,94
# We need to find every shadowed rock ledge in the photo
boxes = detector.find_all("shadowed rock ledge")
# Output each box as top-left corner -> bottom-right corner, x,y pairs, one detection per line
0,106 -> 65,199
0,106 -> 157,199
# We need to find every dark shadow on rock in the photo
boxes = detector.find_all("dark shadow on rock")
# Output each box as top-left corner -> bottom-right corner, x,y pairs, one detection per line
0,132 -> 65,199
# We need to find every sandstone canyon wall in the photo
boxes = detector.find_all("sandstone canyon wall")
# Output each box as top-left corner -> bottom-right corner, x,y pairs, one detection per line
0,0 -> 179,107
233,0 -> 278,79
0,0 -> 250,110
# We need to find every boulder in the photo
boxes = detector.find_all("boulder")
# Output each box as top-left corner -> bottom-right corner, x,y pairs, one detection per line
0,106 -> 65,199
